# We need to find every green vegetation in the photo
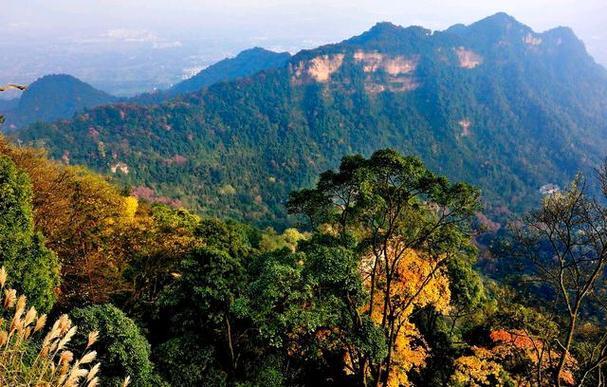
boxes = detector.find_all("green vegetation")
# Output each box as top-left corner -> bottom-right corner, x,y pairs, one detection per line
3,74 -> 116,129
70,304 -> 158,386
0,267 -> 117,386
16,15 -> 607,228
2,131 -> 607,384
3,12 -> 607,386
0,155 -> 59,311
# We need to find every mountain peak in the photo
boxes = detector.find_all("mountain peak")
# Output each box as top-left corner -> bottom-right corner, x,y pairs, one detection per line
480,12 -> 519,25
32,73 -> 88,86
5,73 -> 116,128
168,47 -> 290,95
340,21 -> 431,50
237,47 -> 287,58
24,74 -> 112,97
367,22 -> 405,35
467,12 -> 531,34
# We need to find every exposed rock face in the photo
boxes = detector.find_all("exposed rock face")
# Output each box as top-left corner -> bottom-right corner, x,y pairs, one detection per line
458,119 -> 472,137
353,51 -> 418,75
354,51 -> 420,94
291,54 -> 345,83
455,47 -> 483,68
291,51 -> 419,94
523,33 -> 543,46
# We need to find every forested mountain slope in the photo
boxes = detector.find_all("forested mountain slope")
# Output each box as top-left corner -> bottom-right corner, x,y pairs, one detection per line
3,74 -> 117,130
131,47 -> 291,104
18,13 -> 607,227
170,47 -> 291,95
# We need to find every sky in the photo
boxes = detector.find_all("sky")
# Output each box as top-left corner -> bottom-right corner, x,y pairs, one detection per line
1,0 -> 606,94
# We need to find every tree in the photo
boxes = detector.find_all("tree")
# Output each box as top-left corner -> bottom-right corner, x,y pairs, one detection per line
123,203 -> 202,311
288,149 -> 480,385
154,245 -> 247,386
509,168 -> 607,386
237,236 -> 386,385
70,304 -> 157,386
0,138 -> 137,305
0,155 -> 59,311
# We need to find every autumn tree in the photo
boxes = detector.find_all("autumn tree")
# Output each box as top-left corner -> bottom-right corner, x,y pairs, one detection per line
0,138 -> 138,305
288,149 -> 479,385
509,168 -> 607,386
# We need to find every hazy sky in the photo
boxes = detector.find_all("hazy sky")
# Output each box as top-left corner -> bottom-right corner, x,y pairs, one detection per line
3,0 -> 605,50
1,0 -> 606,93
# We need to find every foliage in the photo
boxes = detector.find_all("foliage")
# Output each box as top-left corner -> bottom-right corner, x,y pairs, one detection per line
259,227 -> 309,252
153,244 -> 247,386
0,266 -> 109,387
507,170 -> 607,386
288,149 -> 480,385
16,15 -> 607,228
0,138 -> 138,306
5,114 -> 607,386
70,304 -> 157,386
450,346 -> 513,386
0,155 -> 59,311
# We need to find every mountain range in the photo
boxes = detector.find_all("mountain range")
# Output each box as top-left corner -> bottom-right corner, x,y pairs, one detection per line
1,48 -> 290,130
15,13 -> 607,227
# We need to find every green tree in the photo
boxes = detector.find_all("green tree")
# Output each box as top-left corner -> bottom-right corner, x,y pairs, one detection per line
288,149 -> 480,385
70,304 -> 158,386
236,235 -> 386,385
0,156 -> 59,311
154,245 -> 246,386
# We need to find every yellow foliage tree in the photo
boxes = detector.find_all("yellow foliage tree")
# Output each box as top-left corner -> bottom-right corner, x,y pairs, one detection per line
365,249 -> 451,386
0,138 -> 139,304
451,346 -> 511,386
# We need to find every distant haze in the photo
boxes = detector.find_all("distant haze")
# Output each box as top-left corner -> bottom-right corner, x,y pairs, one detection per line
1,0 -> 605,96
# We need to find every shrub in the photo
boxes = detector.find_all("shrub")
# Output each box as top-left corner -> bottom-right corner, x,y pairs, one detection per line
70,304 -> 156,386
0,266 -> 123,386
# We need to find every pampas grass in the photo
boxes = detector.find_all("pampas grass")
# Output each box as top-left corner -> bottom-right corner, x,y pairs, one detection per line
0,266 -> 130,386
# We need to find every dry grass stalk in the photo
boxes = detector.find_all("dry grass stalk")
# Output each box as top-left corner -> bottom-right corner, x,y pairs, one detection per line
0,266 -> 131,386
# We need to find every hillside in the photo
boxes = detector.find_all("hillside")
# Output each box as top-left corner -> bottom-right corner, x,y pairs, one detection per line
172,47 -> 291,94
132,47 -> 291,104
3,74 -> 117,130
17,13 -> 607,227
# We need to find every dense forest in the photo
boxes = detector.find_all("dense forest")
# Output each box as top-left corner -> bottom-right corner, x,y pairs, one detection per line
3,11 -> 607,387
0,74 -> 117,130
0,48 -> 291,130
2,129 -> 607,385
15,13 -> 607,229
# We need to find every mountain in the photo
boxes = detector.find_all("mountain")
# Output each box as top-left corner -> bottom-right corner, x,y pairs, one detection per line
3,74 -> 117,130
0,98 -> 18,112
131,47 -> 291,104
171,47 -> 291,94
17,14 -> 607,227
